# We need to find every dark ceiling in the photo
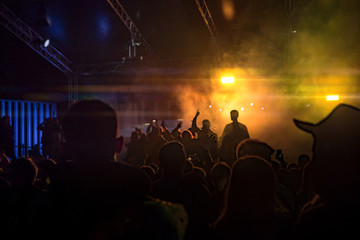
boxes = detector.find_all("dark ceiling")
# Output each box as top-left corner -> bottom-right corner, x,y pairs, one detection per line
0,0 -> 292,100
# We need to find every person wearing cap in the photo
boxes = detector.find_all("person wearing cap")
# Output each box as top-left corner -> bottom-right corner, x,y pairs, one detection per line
293,104 -> 360,239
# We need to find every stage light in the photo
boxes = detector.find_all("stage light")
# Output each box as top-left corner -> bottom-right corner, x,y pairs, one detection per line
221,76 -> 234,84
219,108 -> 222,112
240,107 -> 244,111
261,107 -> 264,110
326,95 -> 339,101
250,103 -> 254,106
43,39 -> 50,48
209,105 -> 212,108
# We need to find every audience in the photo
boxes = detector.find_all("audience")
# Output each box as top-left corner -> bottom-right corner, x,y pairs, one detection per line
0,101 -> 359,240
214,156 -> 294,240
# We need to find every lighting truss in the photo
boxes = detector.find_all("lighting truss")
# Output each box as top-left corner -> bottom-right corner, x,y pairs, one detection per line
0,4 -> 73,74
76,58 -> 150,75
194,0 -> 218,44
106,0 -> 154,56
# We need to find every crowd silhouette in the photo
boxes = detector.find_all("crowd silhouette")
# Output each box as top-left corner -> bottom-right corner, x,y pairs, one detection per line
0,99 -> 360,240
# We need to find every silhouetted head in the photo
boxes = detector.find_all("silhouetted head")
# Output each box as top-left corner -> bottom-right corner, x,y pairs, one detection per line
139,165 -> 156,180
297,154 -> 310,172
159,141 -> 186,178
150,126 -> 160,136
211,162 -> 231,191
62,99 -> 119,163
6,157 -> 38,187
130,131 -> 140,143
294,104 -> 360,200
181,130 -> 193,143
236,139 -> 275,163
0,116 -> 10,126
226,156 -> 277,217
36,159 -> 57,187
202,119 -> 211,130
183,159 -> 194,175
193,166 -> 206,180
230,110 -> 238,122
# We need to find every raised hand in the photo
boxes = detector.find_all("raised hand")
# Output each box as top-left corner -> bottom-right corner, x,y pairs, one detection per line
176,121 -> 183,129
195,109 -> 200,118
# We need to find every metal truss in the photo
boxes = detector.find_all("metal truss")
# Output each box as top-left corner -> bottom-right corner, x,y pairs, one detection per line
194,0 -> 218,44
76,57 -> 151,75
0,4 -> 74,74
106,0 -> 154,56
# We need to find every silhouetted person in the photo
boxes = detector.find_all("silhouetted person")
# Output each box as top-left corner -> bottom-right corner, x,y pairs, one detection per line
191,110 -> 218,161
34,158 -> 57,190
2,157 -> 42,239
236,139 -> 297,216
171,120 -> 183,142
236,138 -> 275,164
294,104 -> 360,239
31,100 -> 187,240
214,156 -> 293,240
219,110 -> 249,165
181,130 -> 197,157
208,162 -> 231,222
38,118 -> 61,161
152,141 -> 213,240
297,154 -> 310,174
146,123 -> 168,166
0,116 -> 15,160
126,130 -> 146,166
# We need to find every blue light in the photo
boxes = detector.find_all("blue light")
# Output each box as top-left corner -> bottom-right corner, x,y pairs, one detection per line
27,102 -> 32,152
7,101 -> 12,125
97,14 -> 110,40
39,103 -> 44,155
20,102 -> 25,156
14,102 -> 19,158
33,103 -> 38,151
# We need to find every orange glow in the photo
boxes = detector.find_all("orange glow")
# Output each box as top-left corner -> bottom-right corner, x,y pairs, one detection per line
222,0 -> 235,21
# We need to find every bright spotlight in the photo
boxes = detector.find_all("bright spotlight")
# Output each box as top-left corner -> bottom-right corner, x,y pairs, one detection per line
326,95 -> 339,101
219,109 -> 222,112
209,105 -> 212,108
240,107 -> 244,111
221,76 -> 234,84
250,103 -> 254,106
261,107 -> 264,110
43,39 -> 50,48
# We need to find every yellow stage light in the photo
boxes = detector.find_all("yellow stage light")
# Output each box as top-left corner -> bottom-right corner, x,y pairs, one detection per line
221,76 -> 235,84
326,95 -> 339,101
